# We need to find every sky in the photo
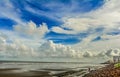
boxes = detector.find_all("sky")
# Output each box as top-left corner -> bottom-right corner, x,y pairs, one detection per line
0,0 -> 120,61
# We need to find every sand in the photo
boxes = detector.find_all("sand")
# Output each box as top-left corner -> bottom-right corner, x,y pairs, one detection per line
0,68 -> 88,77
0,68 -> 52,77
83,63 -> 120,77
0,61 -> 104,77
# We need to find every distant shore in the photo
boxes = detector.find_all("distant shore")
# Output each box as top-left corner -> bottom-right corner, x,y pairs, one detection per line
0,60 -> 96,64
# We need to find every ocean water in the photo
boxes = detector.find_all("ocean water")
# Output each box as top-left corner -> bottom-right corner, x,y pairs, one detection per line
0,57 -> 108,74
0,62 -> 104,73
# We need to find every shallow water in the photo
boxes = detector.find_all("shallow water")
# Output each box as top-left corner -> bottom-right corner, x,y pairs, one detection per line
0,61 -> 106,77
0,62 -> 104,73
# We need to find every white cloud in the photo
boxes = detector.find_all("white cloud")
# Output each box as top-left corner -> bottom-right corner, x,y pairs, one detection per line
105,48 -> 120,57
101,34 -> 120,40
51,0 -> 120,52
0,0 -> 23,24
14,21 -> 49,38
0,37 -> 6,44
98,48 -> 120,57
0,21 -> 50,59
0,31 -> 120,59
0,0 -> 120,61
37,40 -> 120,58
51,18 -> 92,34
51,26 -> 77,34
0,31 -> 38,58
83,51 -> 93,57
73,31 -> 120,48
73,33 -> 120,53
52,0 -> 120,35
38,40 -> 82,58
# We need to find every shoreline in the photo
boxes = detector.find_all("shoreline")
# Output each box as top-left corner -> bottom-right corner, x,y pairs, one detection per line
0,60 -> 99,64
0,61 -> 105,77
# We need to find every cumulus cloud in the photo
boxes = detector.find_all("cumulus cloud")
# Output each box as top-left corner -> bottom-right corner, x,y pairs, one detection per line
98,48 -> 120,57
0,31 -> 120,59
105,49 -> 120,57
0,0 -> 120,60
0,21 -> 50,59
37,40 -> 120,58
0,34 -> 84,58
83,51 -> 93,57
14,21 -> 49,38
38,40 -> 82,58
0,31 -> 38,58
37,40 -> 97,58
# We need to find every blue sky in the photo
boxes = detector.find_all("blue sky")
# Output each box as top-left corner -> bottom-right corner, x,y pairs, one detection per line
0,0 -> 105,44
0,0 -> 104,28
0,0 -> 120,60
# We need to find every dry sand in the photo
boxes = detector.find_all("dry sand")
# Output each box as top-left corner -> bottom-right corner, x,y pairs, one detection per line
83,63 -> 120,77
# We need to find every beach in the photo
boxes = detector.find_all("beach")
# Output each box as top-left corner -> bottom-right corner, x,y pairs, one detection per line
0,61 -> 104,77
0,68 -> 86,77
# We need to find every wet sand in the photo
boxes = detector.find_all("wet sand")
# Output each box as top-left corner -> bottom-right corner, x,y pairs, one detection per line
0,61 -> 104,77
0,68 -> 87,77
0,68 -> 52,77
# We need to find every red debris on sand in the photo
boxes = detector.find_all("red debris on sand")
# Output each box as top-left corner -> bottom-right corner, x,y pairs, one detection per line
83,64 -> 120,77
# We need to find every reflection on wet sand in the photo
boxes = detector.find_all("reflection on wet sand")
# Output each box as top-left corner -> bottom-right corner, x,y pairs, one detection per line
0,61 -> 104,77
